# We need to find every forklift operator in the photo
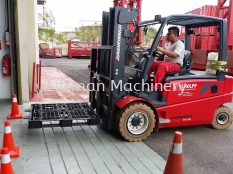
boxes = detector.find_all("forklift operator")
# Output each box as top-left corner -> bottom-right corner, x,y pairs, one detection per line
147,26 -> 185,90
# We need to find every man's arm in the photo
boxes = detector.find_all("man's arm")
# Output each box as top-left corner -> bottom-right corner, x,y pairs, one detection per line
158,48 -> 177,58
157,42 -> 184,58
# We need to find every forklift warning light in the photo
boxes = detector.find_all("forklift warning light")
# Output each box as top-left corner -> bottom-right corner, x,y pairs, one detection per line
155,15 -> 162,21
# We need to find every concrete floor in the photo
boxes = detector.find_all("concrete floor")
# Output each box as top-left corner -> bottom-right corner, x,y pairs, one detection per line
0,101 -> 166,173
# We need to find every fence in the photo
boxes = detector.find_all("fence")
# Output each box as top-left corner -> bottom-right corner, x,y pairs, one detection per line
31,60 -> 42,98
68,40 -> 100,58
39,48 -> 62,58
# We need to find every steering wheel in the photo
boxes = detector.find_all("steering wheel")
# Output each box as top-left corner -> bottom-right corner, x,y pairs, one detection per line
141,48 -> 161,58
133,46 -> 150,60
152,50 -> 161,57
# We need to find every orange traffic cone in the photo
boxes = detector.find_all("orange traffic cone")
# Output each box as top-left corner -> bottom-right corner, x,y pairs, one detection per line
8,94 -> 22,119
163,131 -> 182,174
0,121 -> 20,159
0,147 -> 14,174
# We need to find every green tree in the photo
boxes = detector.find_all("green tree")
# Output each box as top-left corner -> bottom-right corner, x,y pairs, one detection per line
75,26 -> 101,42
38,8 -> 56,44
38,28 -> 56,43
142,26 -> 157,46
75,27 -> 86,41
55,32 -> 68,45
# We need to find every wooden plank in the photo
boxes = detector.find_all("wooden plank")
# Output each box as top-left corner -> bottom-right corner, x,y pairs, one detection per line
91,125 -> 165,173
53,127 -> 82,174
107,136 -> 152,174
90,138 -> 125,174
43,128 -> 67,174
22,128 -> 52,174
89,126 -> 139,174
63,127 -> 96,174
21,157 -> 53,174
81,126 -> 125,174
73,126 -> 111,174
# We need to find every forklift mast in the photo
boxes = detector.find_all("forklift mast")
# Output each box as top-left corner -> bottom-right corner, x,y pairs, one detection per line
113,0 -> 142,45
89,7 -> 140,129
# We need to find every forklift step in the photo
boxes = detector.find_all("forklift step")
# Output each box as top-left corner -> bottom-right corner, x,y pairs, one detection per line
28,102 -> 100,129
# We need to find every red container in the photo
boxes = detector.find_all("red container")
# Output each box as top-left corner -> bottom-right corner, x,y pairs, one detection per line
181,5 -> 217,35
181,5 -> 228,36
186,5 -> 217,16
53,48 -> 62,58
39,48 -> 56,58
190,35 -> 196,50
194,35 -> 214,50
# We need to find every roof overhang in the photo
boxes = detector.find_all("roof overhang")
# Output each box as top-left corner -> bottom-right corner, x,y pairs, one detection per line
37,0 -> 46,5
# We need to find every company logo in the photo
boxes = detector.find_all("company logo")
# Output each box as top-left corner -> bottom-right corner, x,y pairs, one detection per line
171,115 -> 192,121
171,115 -> 192,119
173,83 -> 197,96
115,24 -> 122,61
173,83 -> 197,91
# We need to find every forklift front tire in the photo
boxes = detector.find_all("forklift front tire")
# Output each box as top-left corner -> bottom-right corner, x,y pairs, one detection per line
115,102 -> 156,142
211,106 -> 233,130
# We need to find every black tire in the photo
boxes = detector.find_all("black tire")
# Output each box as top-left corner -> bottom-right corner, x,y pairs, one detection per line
115,102 -> 156,142
211,106 -> 233,130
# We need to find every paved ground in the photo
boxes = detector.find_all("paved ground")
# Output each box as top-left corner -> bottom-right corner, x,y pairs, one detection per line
0,99 -> 165,174
41,57 -> 233,174
144,109 -> 233,174
41,57 -> 90,87
30,66 -> 90,102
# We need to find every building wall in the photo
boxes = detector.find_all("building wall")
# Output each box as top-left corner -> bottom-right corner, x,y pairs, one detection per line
25,0 -> 39,91
15,0 -> 39,103
0,0 -> 11,99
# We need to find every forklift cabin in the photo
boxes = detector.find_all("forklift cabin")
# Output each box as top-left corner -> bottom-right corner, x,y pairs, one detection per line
90,7 -> 233,142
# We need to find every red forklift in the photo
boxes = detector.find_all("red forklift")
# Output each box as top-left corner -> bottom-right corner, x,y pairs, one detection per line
29,7 -> 233,142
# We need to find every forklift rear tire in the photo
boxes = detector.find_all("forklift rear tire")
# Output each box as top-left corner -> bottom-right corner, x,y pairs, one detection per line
115,102 -> 156,142
211,106 -> 233,130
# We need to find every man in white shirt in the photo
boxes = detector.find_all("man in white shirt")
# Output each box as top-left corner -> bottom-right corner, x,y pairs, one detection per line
147,26 -> 185,90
